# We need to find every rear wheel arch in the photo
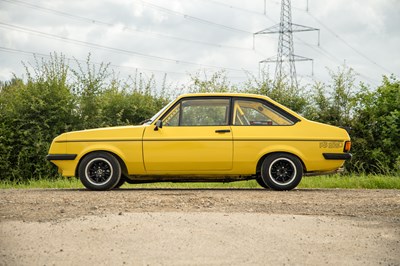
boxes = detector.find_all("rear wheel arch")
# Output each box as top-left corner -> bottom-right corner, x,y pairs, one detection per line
257,152 -> 305,191
256,152 -> 307,177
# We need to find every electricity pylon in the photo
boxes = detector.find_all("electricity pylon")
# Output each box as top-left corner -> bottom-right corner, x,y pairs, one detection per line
254,0 -> 319,88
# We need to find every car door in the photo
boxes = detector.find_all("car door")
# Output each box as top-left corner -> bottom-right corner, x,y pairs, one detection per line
143,97 -> 233,173
231,97 -> 300,172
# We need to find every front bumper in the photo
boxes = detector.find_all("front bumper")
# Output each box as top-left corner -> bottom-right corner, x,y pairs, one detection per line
46,154 -> 77,161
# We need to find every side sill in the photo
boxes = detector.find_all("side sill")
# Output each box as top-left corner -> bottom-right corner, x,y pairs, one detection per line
323,153 -> 352,160
304,168 -> 345,176
46,154 -> 77,161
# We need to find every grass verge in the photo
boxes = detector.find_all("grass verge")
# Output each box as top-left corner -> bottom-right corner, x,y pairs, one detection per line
300,174 -> 400,189
0,174 -> 399,189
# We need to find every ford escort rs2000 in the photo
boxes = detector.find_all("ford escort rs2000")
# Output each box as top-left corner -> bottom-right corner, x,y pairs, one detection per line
47,93 -> 352,191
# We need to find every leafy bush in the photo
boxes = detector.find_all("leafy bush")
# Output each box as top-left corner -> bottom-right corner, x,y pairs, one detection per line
243,72 -> 308,114
349,75 -> 400,174
0,54 -> 74,180
304,67 -> 357,127
0,54 -> 168,182
303,68 -> 399,175
0,54 -> 398,182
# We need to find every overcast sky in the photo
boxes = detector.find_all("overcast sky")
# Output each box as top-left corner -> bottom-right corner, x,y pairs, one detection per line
0,0 -> 399,90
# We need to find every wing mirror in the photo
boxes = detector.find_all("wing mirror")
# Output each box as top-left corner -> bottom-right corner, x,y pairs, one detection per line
154,120 -> 163,131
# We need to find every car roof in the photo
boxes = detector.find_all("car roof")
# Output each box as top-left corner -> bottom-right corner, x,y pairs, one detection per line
177,92 -> 273,100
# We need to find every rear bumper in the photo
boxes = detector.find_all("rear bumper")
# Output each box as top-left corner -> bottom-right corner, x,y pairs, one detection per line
46,154 -> 77,161
323,153 -> 352,160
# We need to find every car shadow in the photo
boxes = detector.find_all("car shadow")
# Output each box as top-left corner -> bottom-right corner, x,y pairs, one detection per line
33,187 -> 329,192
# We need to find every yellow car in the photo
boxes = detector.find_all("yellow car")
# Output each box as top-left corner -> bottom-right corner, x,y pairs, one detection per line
47,93 -> 352,191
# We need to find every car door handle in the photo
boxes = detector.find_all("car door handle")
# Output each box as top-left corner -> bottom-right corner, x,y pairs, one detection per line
215,129 -> 231,133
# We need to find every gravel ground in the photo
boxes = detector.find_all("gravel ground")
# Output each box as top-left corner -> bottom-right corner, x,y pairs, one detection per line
0,188 -> 399,265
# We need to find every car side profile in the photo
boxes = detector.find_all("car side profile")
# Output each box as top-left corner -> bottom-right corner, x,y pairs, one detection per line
47,93 -> 352,191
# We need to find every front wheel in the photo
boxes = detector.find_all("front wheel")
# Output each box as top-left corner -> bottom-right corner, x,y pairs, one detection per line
260,153 -> 303,191
113,176 -> 127,189
78,152 -> 122,191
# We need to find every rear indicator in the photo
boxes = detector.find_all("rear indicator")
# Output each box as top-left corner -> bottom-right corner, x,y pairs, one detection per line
344,141 -> 351,152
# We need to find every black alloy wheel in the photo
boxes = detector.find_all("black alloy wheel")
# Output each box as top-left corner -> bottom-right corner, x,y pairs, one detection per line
78,152 -> 121,191
260,153 -> 303,191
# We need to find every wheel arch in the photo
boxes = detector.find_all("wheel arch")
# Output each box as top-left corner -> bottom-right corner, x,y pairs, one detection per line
256,151 -> 307,177
75,150 -> 128,178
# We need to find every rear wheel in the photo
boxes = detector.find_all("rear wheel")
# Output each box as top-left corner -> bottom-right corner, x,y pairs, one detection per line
260,153 -> 303,191
78,152 -> 121,191
256,175 -> 270,189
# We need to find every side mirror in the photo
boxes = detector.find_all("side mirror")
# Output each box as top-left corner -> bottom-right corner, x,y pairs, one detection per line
155,120 -> 163,131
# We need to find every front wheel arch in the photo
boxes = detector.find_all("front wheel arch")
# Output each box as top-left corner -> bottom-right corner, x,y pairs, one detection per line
75,150 -> 128,179
77,151 -> 122,190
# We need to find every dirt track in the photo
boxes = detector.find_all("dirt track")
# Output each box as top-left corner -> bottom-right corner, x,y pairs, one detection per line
1,188 -> 399,265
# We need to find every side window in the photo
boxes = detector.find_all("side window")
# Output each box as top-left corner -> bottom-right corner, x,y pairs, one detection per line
233,99 -> 294,126
163,98 -> 230,126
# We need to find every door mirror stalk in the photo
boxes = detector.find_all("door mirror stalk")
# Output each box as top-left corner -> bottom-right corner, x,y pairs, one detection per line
155,120 -> 163,131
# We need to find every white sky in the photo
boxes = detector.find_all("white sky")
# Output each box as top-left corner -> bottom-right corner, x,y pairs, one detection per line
0,0 -> 399,90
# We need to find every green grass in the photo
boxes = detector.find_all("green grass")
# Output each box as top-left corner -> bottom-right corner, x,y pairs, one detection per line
0,177 -> 84,189
300,174 -> 400,189
0,174 -> 399,189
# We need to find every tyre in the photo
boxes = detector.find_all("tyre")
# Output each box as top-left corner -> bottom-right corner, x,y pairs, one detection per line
78,152 -> 122,191
260,153 -> 303,191
256,175 -> 270,189
113,176 -> 127,189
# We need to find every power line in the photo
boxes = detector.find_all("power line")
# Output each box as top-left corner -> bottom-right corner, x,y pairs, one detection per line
290,35 -> 381,85
0,22 -> 253,73
278,0 -> 391,75
1,0 -> 384,85
0,46 -> 189,76
306,12 -> 392,74
0,46 -> 248,79
268,0 -> 306,12
1,0 -> 277,71
251,3 -> 380,86
200,0 -> 282,30
136,0 -> 252,34
201,0 -> 267,17
254,0 -> 319,88
0,0 -> 253,51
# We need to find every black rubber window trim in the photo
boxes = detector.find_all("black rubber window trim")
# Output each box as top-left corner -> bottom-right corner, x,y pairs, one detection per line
232,97 -> 300,125
159,96 -> 233,127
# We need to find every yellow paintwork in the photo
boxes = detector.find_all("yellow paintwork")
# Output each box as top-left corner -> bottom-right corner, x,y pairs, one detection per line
47,93 -> 351,180
143,125 -> 233,172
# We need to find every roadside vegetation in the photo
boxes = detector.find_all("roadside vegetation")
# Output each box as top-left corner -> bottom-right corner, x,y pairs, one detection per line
0,53 -> 399,188
1,175 -> 399,189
